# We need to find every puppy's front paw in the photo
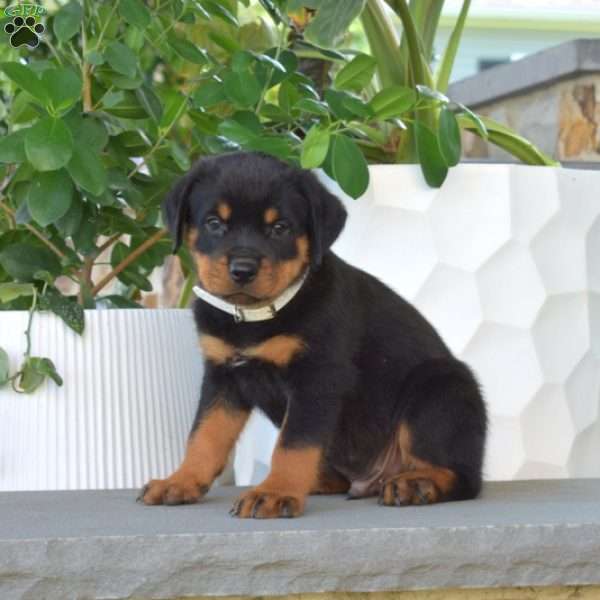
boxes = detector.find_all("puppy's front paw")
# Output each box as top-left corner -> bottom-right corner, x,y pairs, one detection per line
138,470 -> 209,506
230,488 -> 304,518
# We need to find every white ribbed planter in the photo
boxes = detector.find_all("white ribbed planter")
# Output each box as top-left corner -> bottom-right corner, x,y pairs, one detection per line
0,309 -> 202,491
235,164 -> 600,485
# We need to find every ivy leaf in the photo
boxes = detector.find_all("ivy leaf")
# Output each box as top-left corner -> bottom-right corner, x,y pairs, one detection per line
25,117 -> 74,172
105,42 -> 138,79
119,0 -> 151,29
18,357 -> 63,393
53,0 -> 83,42
334,54 -> 376,92
0,347 -> 9,387
28,169 -> 74,227
414,121 -> 448,188
330,134 -> 369,199
438,106 -> 461,167
41,287 -> 85,335
301,125 -> 330,169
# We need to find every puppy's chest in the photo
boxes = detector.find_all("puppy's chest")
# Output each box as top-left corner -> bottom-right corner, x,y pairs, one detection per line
199,332 -> 307,369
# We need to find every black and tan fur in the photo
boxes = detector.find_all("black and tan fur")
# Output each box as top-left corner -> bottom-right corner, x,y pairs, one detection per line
139,152 -> 487,517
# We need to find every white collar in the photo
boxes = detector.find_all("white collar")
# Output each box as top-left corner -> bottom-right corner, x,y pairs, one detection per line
192,271 -> 308,323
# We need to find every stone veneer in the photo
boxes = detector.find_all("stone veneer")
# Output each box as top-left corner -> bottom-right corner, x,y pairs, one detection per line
448,39 -> 600,163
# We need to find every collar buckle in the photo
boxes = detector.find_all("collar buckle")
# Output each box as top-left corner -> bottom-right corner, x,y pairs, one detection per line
233,306 -> 245,323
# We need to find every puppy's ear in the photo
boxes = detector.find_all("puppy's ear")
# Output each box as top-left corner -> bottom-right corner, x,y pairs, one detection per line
298,170 -> 347,268
163,172 -> 196,253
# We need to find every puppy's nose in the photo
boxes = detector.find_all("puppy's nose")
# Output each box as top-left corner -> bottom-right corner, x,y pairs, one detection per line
229,256 -> 259,284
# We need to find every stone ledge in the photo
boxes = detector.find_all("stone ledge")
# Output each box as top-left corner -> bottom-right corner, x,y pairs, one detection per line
448,38 -> 600,107
1,480 -> 600,600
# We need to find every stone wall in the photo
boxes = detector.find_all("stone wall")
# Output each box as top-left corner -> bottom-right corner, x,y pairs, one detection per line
461,73 -> 600,163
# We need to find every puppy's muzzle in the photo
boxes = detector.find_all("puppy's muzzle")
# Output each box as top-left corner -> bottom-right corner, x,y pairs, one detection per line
229,253 -> 260,285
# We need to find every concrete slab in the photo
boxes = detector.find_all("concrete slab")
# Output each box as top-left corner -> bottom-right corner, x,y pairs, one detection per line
1,480 -> 599,600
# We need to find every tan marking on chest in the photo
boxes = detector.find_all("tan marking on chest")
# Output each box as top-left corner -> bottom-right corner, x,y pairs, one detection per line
217,201 -> 232,221
199,334 -> 306,367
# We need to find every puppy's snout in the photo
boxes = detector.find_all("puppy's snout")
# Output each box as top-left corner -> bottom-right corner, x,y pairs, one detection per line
229,256 -> 259,285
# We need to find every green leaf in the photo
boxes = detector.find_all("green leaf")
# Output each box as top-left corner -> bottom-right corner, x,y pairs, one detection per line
436,0 -> 471,92
416,84 -> 449,103
105,42 -> 138,78
67,145 -> 107,196
102,91 -> 148,119
168,35 -> 209,64
29,357 -> 63,387
0,243 -> 61,281
217,119 -> 257,145
222,71 -> 262,108
305,0 -> 366,47
0,347 -> 8,387
438,106 -> 461,167
325,89 -> 373,120
203,0 -> 239,26
111,242 -> 153,291
169,140 -> 191,171
301,125 -> 330,169
334,54 -> 376,92
53,0 -> 83,42
294,98 -> 330,117
0,129 -> 27,163
119,0 -> 151,29
245,136 -> 293,160
66,116 -> 109,152
258,0 -> 289,24
0,283 -> 35,304
0,62 -> 46,105
456,103 -> 487,138
330,134 -> 369,199
192,79 -> 226,108
41,68 -> 82,113
135,85 -> 163,123
41,287 -> 85,335
17,360 -> 45,393
28,169 -> 74,227
414,121 -> 448,188
55,197 -> 83,237
369,86 -> 417,120
25,117 -> 73,172
159,91 -> 187,130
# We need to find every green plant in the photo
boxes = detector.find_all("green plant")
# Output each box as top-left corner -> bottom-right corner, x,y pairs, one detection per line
0,0 -> 558,392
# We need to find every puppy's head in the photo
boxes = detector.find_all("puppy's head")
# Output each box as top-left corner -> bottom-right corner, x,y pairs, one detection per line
164,152 -> 346,305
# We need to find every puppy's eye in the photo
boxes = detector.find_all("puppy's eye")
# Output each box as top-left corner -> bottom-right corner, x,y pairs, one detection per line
205,216 -> 227,235
270,220 -> 290,237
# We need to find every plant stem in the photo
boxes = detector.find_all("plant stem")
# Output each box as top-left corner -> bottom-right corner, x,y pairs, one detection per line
91,228 -> 167,296
0,201 -> 67,260
24,287 -> 37,358
177,270 -> 196,308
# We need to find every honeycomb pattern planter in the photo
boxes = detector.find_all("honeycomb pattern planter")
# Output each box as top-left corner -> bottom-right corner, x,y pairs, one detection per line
235,165 -> 600,483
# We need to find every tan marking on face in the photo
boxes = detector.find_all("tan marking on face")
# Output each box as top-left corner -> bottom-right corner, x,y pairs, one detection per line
217,201 -> 232,221
191,235 -> 310,304
249,235 -> 310,300
199,335 -> 236,364
186,227 -> 199,248
264,207 -> 279,224
244,335 -> 306,367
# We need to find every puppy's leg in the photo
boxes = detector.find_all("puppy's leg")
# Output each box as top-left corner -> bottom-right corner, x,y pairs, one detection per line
139,383 -> 249,506
379,359 -> 486,507
311,464 -> 351,495
231,367 -> 345,518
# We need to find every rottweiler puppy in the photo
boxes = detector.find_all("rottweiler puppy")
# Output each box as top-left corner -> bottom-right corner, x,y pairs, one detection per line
139,151 -> 487,517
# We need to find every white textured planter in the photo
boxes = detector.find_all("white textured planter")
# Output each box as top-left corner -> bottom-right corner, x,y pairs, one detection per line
0,309 -> 202,491
235,164 -> 600,484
